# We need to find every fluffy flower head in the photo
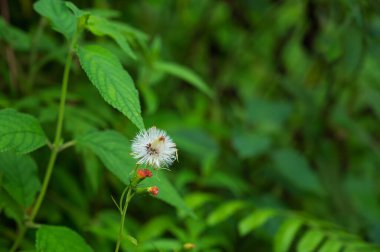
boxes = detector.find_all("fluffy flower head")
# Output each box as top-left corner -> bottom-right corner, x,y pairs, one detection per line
131,127 -> 177,168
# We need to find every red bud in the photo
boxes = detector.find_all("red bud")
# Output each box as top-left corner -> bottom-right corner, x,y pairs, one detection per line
147,186 -> 159,196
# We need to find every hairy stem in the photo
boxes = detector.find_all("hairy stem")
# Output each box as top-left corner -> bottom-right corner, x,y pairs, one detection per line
10,32 -> 78,252
115,187 -> 134,252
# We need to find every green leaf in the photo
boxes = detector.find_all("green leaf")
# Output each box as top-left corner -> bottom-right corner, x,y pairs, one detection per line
318,239 -> 343,252
144,173 -> 195,218
36,225 -> 93,252
238,209 -> 277,236
245,98 -> 292,132
81,149 -> 101,194
86,15 -> 136,59
296,229 -> 325,252
171,128 -> 219,160
77,45 -> 144,130
0,17 -> 30,50
155,61 -> 214,98
139,239 -> 182,250
0,188 -> 23,224
185,192 -> 218,210
0,109 -> 47,154
345,243 -> 380,252
274,217 -> 303,252
137,216 -> 175,241
87,211 -> 120,240
64,2 -> 88,18
207,200 -> 248,226
272,148 -> 325,196
76,130 -> 135,185
0,152 -> 40,207
126,234 -> 138,246
33,0 -> 76,39
232,133 -> 271,159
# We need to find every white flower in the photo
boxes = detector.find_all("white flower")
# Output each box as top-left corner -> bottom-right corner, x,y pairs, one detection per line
131,126 -> 177,168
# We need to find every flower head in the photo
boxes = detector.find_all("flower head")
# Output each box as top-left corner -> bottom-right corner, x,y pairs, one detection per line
131,127 -> 177,168
147,186 -> 159,196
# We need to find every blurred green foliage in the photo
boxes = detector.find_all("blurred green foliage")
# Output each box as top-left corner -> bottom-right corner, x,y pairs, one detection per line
1,0 -> 380,251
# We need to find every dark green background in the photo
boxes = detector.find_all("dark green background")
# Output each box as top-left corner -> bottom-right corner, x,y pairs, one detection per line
1,0 -> 380,251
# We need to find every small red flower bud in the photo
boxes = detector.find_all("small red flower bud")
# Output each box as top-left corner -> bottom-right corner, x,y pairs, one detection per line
137,169 -> 146,178
147,186 -> 159,196
143,169 -> 152,178
137,168 -> 153,179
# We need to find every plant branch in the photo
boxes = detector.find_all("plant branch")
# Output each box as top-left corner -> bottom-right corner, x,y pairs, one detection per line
115,187 -> 134,252
10,31 -> 79,252
59,140 -> 76,152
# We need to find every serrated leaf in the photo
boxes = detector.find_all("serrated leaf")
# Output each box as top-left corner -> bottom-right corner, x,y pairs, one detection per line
33,0 -> 76,39
36,225 -> 93,252
144,173 -> 195,218
272,148 -> 325,196
207,200 -> 248,226
296,229 -> 325,252
155,61 -> 214,98
86,15 -> 136,59
0,109 -> 47,154
0,152 -> 40,207
77,45 -> 144,130
76,130 -> 135,184
238,209 -> 277,236
274,217 -> 303,252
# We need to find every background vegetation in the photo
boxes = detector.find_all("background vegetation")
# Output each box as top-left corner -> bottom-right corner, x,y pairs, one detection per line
1,0 -> 380,251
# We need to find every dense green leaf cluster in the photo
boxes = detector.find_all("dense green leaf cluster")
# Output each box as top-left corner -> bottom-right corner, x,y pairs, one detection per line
1,0 -> 380,251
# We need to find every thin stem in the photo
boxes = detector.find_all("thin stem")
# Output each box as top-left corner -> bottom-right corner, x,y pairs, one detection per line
29,149 -> 58,220
53,33 -> 77,149
9,32 -> 79,252
115,187 -> 134,252
59,140 -> 76,152
9,226 -> 26,252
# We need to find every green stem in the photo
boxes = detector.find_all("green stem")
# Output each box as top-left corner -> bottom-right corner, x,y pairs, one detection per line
115,187 -> 134,252
9,226 -> 26,252
10,32 -> 79,252
29,149 -> 58,220
59,140 -> 76,152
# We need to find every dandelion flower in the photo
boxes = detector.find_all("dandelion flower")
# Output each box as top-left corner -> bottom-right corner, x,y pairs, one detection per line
131,126 -> 177,168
